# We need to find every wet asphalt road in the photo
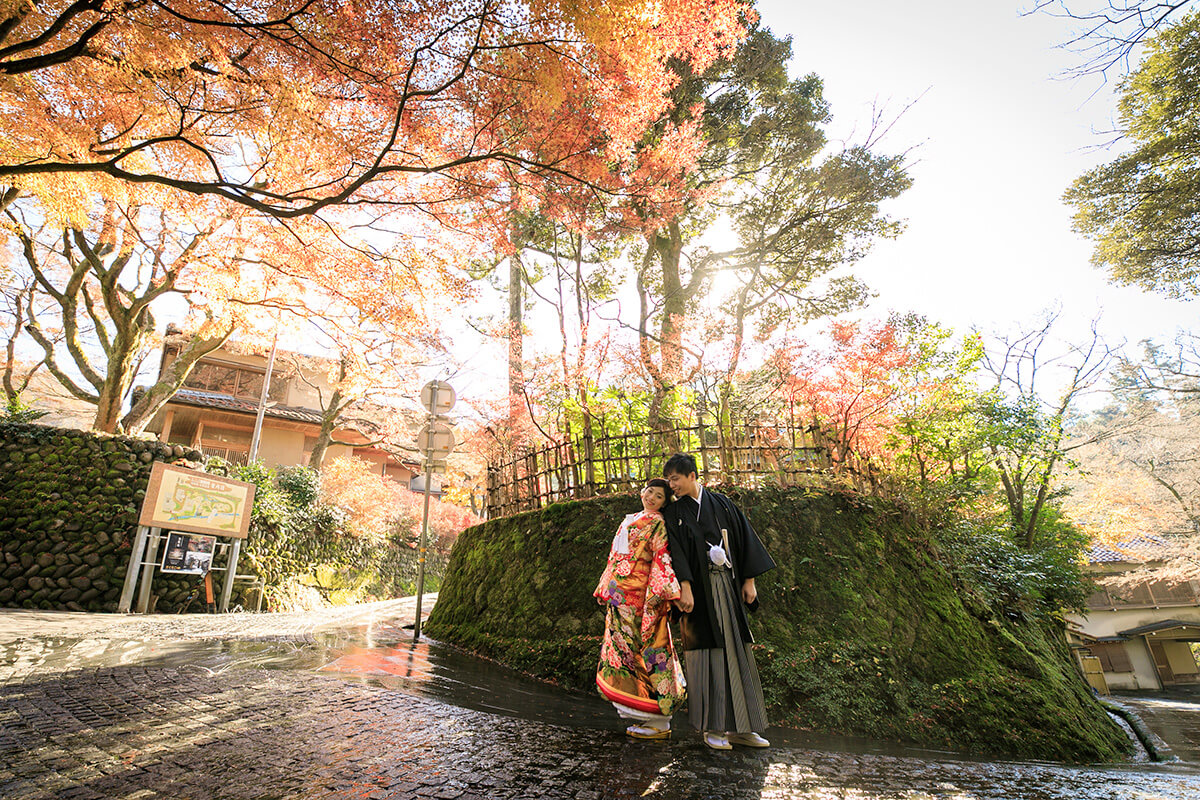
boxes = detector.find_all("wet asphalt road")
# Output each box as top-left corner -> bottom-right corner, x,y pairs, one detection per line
2,603 -> 1199,799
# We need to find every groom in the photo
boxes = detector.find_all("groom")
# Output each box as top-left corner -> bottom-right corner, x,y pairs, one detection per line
661,452 -> 776,750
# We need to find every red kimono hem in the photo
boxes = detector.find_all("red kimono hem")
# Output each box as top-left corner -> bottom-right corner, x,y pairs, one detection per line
595,675 -> 663,715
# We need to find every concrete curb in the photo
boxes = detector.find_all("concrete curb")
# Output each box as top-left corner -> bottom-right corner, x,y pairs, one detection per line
1101,698 -> 1175,762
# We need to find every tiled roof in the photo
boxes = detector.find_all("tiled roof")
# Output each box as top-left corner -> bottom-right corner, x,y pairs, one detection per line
1118,619 -> 1200,637
1086,535 -> 1172,564
170,388 -> 324,425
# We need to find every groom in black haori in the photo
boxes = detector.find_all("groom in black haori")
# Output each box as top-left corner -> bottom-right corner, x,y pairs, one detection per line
662,452 -> 776,750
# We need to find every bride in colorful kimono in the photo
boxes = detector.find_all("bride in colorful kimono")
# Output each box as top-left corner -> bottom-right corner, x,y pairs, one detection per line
594,478 -> 687,739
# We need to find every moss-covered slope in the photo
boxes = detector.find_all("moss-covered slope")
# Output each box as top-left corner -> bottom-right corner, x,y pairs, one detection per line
425,488 -> 1130,762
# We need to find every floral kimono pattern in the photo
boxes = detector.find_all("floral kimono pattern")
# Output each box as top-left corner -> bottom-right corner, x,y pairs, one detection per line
594,509 -> 686,716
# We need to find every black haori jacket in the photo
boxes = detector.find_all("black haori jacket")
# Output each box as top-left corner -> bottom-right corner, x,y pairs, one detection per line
664,489 -> 776,651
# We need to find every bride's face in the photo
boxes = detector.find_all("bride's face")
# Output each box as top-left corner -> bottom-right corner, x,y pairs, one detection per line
640,485 -> 667,512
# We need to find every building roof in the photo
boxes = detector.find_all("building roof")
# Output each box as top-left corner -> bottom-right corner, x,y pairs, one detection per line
170,388 -> 325,425
1086,535 -> 1172,565
1118,619 -> 1200,637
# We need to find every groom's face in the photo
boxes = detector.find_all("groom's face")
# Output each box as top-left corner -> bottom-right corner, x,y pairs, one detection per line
665,469 -> 698,498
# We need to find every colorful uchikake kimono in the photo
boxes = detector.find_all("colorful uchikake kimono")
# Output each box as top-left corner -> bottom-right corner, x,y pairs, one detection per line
594,509 -> 687,722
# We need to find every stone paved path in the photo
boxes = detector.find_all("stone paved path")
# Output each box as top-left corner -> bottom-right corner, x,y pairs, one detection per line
0,596 -> 432,645
2,664 -> 1198,800
2,602 -> 1199,799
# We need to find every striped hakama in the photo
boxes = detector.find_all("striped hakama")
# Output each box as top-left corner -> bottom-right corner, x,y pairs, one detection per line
683,562 -> 768,733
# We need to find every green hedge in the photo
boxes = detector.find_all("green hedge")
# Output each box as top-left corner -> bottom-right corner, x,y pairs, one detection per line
425,488 -> 1131,762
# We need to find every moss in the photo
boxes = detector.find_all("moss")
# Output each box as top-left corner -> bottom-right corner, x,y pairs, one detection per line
0,422 -> 434,613
426,488 -> 1131,762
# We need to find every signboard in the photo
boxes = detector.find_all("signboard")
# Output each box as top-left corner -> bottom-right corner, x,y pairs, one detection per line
160,532 -> 217,574
138,462 -> 256,539
420,380 -> 457,415
416,421 -> 455,459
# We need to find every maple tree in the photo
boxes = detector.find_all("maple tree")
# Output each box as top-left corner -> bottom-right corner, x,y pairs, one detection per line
4,187 -> 464,435
0,0 -> 748,221
6,197 -> 248,433
773,320 -> 908,462
2,0 -> 754,448
321,456 -> 479,548
1,275 -> 43,414
286,345 -> 422,471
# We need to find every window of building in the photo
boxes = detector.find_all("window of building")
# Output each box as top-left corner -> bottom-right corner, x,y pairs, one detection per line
1148,580 -> 1200,605
1105,583 -> 1155,607
1089,580 -> 1200,608
184,360 -> 288,403
199,427 -> 251,465
1089,643 -> 1133,673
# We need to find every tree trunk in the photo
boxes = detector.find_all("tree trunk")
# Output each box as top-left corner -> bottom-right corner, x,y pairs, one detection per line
307,410 -> 340,470
121,328 -> 235,434
307,372 -> 347,470
508,245 -> 525,425
93,330 -> 143,433
649,224 -> 685,434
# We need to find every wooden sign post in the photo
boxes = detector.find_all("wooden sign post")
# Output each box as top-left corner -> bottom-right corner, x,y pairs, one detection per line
118,463 -> 256,614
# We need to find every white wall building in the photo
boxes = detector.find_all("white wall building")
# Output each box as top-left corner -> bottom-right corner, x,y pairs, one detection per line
1065,537 -> 1200,691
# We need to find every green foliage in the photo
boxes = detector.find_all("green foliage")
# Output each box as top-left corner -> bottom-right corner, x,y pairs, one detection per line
277,464 -> 321,508
427,489 -> 1129,761
207,458 -> 442,608
1066,10 -> 1200,297
2,395 -> 48,423
938,517 -> 1091,618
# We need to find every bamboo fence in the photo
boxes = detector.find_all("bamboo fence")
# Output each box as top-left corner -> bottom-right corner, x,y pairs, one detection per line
484,419 -> 889,518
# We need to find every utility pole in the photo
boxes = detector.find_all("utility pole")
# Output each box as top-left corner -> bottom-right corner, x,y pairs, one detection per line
219,332 -> 277,613
413,380 -> 455,640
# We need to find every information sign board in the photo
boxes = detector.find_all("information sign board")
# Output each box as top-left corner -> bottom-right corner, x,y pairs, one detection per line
138,462 -> 256,539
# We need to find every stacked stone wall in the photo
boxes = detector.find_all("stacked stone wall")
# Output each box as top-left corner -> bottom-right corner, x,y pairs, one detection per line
0,422 -> 204,611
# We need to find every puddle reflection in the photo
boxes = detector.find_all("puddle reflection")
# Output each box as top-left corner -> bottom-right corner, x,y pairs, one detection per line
315,623 -> 620,730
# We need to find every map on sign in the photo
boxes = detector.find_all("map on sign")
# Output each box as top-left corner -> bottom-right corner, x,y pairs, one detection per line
139,463 -> 256,539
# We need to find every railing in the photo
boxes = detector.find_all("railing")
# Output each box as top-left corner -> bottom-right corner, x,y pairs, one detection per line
484,420 -> 886,518
200,445 -> 249,466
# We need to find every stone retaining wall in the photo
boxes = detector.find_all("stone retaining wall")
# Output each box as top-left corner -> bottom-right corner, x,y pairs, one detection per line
0,422 -> 204,611
427,489 -> 1133,761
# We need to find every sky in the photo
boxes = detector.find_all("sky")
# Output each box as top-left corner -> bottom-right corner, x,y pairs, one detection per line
757,0 -> 1194,349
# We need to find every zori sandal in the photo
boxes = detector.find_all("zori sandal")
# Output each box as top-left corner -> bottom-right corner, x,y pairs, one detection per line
626,724 -> 671,740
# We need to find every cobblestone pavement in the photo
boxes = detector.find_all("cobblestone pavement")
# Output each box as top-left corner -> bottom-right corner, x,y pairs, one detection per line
2,603 -> 1199,799
0,596 -> 433,645
2,663 -> 1198,800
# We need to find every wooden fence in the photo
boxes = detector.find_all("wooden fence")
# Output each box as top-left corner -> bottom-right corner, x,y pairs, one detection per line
484,420 -> 887,518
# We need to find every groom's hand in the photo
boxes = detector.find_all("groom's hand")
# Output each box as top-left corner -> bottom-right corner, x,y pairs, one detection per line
742,578 -> 757,606
676,581 -> 694,613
